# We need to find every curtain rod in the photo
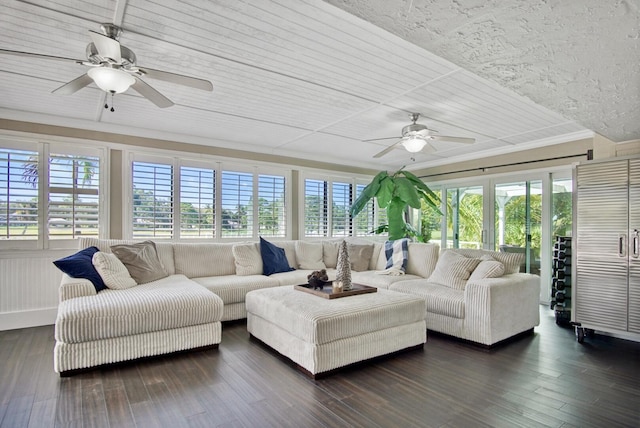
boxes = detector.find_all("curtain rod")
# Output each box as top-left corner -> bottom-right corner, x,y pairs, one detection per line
418,151 -> 592,179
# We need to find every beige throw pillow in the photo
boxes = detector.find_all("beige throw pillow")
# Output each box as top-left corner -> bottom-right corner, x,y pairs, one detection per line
110,241 -> 168,284
428,250 -> 481,290
295,241 -> 326,269
322,240 -> 341,268
92,252 -> 137,290
469,259 -> 505,280
347,243 -> 374,272
232,242 -> 263,276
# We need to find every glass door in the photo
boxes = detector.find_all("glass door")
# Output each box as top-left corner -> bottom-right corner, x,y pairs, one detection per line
494,180 -> 542,274
446,186 -> 483,249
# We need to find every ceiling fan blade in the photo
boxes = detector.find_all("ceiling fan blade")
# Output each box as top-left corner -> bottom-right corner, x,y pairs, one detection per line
52,73 -> 94,95
421,142 -> 437,154
0,48 -> 80,63
373,141 -> 402,158
362,136 -> 400,142
431,135 -> 475,144
89,30 -> 121,62
138,67 -> 213,91
131,78 -> 174,108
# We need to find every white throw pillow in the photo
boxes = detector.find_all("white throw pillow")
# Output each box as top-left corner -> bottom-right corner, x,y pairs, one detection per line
295,241 -> 326,269
428,250 -> 481,290
469,259 -> 505,280
92,251 -> 137,290
232,242 -> 263,276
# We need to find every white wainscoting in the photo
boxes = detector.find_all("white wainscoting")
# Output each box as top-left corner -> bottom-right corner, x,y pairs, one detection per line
0,250 -> 71,330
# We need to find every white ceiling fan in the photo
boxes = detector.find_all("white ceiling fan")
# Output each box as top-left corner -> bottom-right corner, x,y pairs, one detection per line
0,23 -> 213,110
365,113 -> 475,158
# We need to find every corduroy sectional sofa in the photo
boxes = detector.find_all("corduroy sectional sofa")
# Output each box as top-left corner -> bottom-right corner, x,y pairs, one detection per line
54,237 -> 540,374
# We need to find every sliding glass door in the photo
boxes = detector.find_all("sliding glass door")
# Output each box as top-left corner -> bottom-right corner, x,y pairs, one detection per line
494,180 -> 542,274
446,186 -> 483,249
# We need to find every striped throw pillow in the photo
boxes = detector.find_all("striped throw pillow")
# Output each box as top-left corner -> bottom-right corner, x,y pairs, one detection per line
428,250 -> 481,290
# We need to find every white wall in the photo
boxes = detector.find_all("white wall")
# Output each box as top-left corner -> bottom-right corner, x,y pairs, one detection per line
0,249 -> 72,330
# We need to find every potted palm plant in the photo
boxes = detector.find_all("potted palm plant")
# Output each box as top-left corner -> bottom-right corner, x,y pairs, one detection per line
350,169 -> 440,241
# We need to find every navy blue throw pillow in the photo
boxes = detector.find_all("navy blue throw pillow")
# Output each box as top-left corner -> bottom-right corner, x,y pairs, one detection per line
260,237 -> 295,276
53,246 -> 107,292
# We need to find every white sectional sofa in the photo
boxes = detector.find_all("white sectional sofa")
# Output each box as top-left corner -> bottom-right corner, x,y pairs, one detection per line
54,237 -> 540,373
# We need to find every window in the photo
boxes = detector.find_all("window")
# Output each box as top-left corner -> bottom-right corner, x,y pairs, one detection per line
128,157 -> 290,240
0,140 -> 104,249
258,174 -> 286,237
48,153 -> 100,240
0,148 -> 39,241
221,170 -> 253,238
132,161 -> 173,239
304,179 -> 328,237
332,181 -> 352,237
303,176 -> 371,238
180,166 -> 215,238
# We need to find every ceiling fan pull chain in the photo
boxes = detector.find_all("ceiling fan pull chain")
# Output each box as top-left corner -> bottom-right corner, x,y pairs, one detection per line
104,92 -> 115,112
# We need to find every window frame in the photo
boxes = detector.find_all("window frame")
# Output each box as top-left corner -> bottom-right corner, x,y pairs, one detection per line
0,136 -> 108,250
123,153 -> 292,241
299,171 -> 379,239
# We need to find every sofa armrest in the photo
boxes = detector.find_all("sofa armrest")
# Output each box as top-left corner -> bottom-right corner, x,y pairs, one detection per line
464,273 -> 540,345
59,274 -> 97,302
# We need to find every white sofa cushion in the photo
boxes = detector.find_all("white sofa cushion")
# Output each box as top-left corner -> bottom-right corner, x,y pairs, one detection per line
173,243 -> 236,277
192,274 -> 279,304
428,251 -> 481,290
390,280 -> 465,319
295,241 -> 326,269
55,274 -> 223,343
92,252 -> 137,290
232,242 -> 263,276
351,271 -> 422,289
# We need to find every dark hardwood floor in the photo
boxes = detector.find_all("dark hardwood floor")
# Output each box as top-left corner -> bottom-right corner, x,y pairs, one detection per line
1,306 -> 639,428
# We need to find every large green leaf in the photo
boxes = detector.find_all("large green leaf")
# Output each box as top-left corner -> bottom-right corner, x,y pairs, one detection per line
401,170 -> 441,212
349,170 -> 387,216
377,176 -> 395,208
394,177 -> 421,209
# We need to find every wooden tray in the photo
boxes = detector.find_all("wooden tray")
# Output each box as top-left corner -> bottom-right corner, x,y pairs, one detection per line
294,283 -> 377,299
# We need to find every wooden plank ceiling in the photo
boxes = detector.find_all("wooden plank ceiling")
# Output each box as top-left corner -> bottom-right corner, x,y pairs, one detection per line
0,0 -> 593,170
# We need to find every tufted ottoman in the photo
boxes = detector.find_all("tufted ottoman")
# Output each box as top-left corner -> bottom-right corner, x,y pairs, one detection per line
246,286 -> 426,378
54,274 -> 224,375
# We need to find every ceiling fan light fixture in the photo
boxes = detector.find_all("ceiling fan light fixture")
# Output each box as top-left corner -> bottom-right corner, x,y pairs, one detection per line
87,67 -> 135,94
402,136 -> 427,153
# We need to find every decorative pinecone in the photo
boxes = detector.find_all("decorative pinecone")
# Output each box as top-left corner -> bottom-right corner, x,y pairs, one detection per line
336,240 -> 352,291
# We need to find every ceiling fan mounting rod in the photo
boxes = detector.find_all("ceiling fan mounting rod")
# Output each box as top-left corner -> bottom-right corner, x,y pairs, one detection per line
100,23 -> 122,40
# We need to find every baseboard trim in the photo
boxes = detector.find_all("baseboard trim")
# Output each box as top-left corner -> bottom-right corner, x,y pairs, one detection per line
0,308 -> 57,331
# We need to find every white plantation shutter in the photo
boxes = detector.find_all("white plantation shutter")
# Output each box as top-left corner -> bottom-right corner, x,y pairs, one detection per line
258,174 -> 286,237
354,183 -> 375,236
180,166 -> 215,238
48,154 -> 100,240
221,170 -> 253,238
332,181 -> 352,237
132,161 -> 173,239
0,148 -> 39,240
304,179 -> 328,237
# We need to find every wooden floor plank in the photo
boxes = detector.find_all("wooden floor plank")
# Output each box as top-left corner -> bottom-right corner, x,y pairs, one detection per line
0,306 -> 639,427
